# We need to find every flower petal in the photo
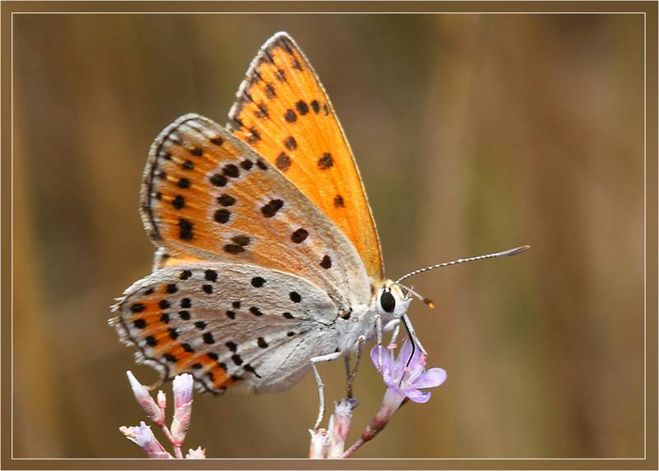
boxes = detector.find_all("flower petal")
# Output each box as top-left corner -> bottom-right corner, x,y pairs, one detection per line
414,368 -> 447,389
395,339 -> 428,383
405,389 -> 432,404
371,344 -> 395,375
409,343 -> 427,372
123,421 -> 173,458
126,371 -> 164,426
382,387 -> 408,414
382,348 -> 396,373
398,340 -> 414,366
173,373 -> 194,410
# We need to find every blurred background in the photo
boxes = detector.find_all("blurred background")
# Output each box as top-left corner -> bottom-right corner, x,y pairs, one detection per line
13,13 -> 644,458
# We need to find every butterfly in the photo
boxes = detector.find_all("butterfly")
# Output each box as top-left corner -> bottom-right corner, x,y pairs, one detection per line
110,32 -> 527,420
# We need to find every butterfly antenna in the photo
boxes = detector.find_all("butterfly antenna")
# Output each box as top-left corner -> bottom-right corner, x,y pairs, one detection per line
395,245 -> 531,285
397,282 -> 436,309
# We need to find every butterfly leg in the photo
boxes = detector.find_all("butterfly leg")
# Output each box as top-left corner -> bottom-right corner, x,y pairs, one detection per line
386,320 -> 401,347
344,336 -> 366,399
310,351 -> 342,430
374,314 -> 384,369
402,313 -> 427,355
343,356 -> 352,397
343,355 -> 351,383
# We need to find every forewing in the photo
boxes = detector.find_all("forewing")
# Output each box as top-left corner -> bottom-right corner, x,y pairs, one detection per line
111,263 -> 339,394
141,113 -> 370,306
227,32 -> 384,281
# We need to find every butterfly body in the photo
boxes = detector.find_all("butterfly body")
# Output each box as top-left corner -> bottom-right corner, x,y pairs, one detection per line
111,32 -> 412,395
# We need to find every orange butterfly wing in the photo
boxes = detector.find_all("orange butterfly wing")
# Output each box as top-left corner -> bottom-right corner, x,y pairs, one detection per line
139,114 -> 370,306
227,32 -> 384,282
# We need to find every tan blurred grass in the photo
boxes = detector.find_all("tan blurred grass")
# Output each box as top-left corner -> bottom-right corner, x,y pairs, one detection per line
13,13 -> 643,457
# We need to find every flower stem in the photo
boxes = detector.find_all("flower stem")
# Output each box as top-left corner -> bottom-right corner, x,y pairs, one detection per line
341,408 -> 390,458
159,424 -> 183,459
342,437 -> 365,457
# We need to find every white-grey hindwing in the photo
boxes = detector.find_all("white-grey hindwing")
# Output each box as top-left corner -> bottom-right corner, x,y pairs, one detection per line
110,262 -> 345,393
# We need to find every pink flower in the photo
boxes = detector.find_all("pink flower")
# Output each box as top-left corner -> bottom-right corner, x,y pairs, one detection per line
185,446 -> 206,459
173,373 -> 194,407
119,422 -> 172,459
157,390 -> 167,410
121,371 -> 205,459
326,399 -> 355,458
309,399 -> 356,458
308,428 -> 329,459
126,371 -> 165,426
371,339 -> 447,407
170,373 -> 194,445
343,338 -> 446,455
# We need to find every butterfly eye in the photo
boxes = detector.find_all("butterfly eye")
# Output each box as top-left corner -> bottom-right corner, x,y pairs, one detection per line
380,290 -> 396,313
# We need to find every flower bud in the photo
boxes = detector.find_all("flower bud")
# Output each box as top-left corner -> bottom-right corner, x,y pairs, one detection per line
157,390 -> 167,410
326,399 -> 355,458
185,446 -> 206,459
170,374 -> 194,445
126,371 -> 165,426
120,422 -> 172,459
308,428 -> 329,459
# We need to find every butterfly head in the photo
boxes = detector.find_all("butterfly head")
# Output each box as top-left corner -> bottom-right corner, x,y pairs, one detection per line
374,280 -> 412,322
